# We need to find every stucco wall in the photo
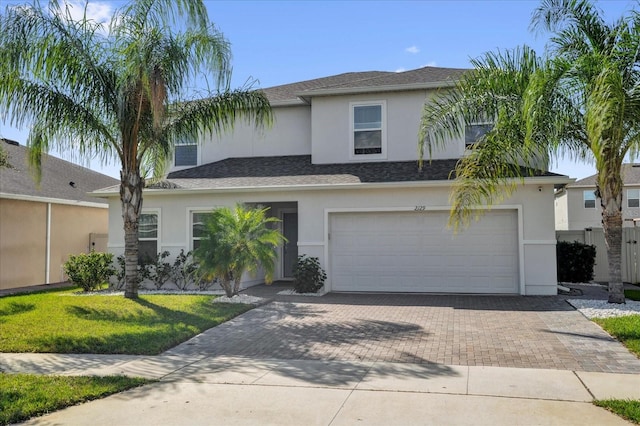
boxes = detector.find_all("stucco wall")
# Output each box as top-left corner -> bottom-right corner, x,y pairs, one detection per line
170,105 -> 312,174
554,192 -> 568,230
0,198 -> 109,290
106,181 -> 557,295
311,91 -> 462,164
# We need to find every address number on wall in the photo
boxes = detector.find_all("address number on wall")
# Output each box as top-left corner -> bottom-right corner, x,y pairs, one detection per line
414,206 -> 426,211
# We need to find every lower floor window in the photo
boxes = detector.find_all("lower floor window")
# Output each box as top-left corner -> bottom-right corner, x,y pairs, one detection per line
139,212 -> 158,263
192,211 -> 214,250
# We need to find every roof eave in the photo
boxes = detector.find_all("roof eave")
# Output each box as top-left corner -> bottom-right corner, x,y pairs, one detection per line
294,81 -> 457,98
91,175 -> 570,197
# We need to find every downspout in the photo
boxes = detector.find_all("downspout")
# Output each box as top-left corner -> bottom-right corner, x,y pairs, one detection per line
46,202 -> 51,284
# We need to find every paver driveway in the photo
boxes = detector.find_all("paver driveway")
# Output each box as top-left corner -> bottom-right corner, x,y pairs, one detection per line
166,290 -> 640,374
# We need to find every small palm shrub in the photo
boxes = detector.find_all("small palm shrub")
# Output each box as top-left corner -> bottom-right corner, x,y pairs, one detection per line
293,255 -> 326,293
194,205 -> 286,297
64,251 -> 115,291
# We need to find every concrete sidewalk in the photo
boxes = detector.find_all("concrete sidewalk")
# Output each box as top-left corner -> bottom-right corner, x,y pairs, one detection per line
2,353 -> 639,425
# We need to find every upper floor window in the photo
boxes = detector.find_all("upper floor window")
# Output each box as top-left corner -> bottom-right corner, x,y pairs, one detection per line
139,211 -> 159,263
628,189 -> 640,208
175,140 -> 197,166
465,123 -> 493,149
583,190 -> 596,209
351,101 -> 386,158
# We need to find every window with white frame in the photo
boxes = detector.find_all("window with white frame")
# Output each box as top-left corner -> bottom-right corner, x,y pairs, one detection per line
351,102 -> 385,156
192,211 -> 214,250
583,190 -> 597,209
465,123 -> 493,148
175,140 -> 197,166
628,189 -> 640,208
139,212 -> 158,263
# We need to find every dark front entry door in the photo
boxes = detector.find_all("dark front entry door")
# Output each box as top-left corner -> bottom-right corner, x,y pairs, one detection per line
282,212 -> 298,278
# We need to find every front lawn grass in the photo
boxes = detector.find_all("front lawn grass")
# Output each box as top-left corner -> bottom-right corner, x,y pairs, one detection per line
594,399 -> 640,424
0,373 -> 149,426
0,288 -> 251,354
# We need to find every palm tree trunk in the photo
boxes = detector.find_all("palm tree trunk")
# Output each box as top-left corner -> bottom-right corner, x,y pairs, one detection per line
233,276 -> 242,296
120,169 -> 144,299
220,278 -> 234,298
600,181 -> 626,304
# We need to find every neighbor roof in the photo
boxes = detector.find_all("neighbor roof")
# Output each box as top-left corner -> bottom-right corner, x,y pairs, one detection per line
137,155 -> 564,191
569,164 -> 640,187
0,138 -> 119,204
262,66 -> 468,104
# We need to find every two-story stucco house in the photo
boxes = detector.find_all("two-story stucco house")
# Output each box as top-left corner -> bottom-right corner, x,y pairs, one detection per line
555,164 -> 640,230
93,66 -> 570,295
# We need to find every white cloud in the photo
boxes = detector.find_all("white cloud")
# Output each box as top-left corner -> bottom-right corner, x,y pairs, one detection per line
57,0 -> 114,25
405,46 -> 420,54
395,67 -> 406,73
422,61 -> 438,67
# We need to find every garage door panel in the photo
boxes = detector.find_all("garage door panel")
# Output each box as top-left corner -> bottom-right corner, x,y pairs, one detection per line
330,210 -> 519,294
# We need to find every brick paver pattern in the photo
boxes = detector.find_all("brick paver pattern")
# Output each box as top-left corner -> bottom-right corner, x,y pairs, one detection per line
166,292 -> 640,374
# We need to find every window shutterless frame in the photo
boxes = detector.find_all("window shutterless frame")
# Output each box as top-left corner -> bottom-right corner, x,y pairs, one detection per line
583,190 -> 596,209
349,101 -> 387,160
139,210 -> 160,262
628,189 -> 640,208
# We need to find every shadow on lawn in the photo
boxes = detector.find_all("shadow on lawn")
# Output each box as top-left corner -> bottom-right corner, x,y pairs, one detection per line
0,302 -> 36,318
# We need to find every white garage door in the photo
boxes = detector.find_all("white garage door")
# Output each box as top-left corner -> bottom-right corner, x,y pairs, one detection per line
329,210 -> 519,294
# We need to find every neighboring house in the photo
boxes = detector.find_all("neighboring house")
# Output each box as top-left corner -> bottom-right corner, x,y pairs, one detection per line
93,66 -> 570,295
0,138 -> 119,290
555,164 -> 640,283
555,164 -> 640,230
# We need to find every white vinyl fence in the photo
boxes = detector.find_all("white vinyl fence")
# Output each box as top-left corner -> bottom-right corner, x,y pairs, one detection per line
556,228 -> 640,284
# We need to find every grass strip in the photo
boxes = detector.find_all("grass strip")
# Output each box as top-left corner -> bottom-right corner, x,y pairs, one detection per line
0,373 -> 149,425
0,288 -> 252,354
594,399 -> 640,424
593,314 -> 640,357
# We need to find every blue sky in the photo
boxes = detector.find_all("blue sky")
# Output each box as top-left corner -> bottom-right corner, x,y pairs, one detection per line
1,0 -> 637,179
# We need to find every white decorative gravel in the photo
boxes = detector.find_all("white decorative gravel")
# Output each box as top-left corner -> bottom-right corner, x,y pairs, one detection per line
211,294 -> 267,305
277,289 -> 325,296
567,299 -> 640,319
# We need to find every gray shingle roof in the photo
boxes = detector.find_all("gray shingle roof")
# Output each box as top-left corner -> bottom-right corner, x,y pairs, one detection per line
261,66 -> 468,103
161,155 -> 561,190
570,164 -> 640,186
0,138 -> 119,203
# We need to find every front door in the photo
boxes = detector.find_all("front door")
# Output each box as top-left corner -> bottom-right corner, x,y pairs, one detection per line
282,212 -> 298,278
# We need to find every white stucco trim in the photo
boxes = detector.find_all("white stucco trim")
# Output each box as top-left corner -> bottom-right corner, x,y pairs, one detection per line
298,241 -> 324,246
0,192 -> 109,208
522,240 -> 557,245
322,204 -> 525,295
46,203 -> 52,284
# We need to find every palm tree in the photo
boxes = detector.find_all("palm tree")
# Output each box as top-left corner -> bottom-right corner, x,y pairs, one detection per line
419,0 -> 640,304
194,205 -> 286,298
0,0 -> 272,298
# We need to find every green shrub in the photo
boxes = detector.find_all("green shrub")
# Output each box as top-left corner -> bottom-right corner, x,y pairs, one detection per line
293,255 -> 326,293
556,240 -> 596,283
171,249 -> 200,290
143,251 -> 173,290
64,251 -> 115,291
